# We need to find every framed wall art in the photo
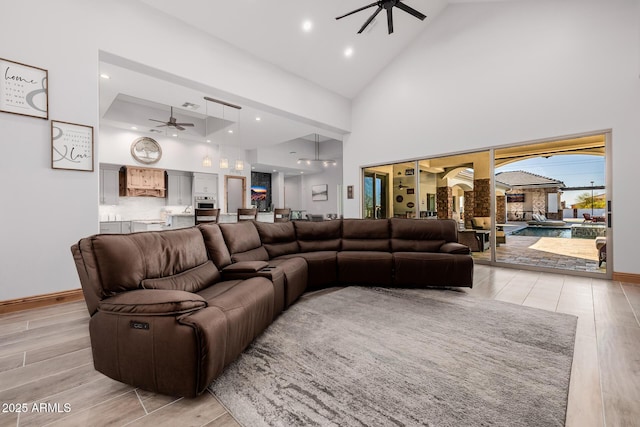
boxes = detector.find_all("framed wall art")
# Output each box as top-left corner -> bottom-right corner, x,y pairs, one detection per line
131,137 -> 162,164
312,184 -> 328,201
0,58 -> 48,119
51,120 -> 94,171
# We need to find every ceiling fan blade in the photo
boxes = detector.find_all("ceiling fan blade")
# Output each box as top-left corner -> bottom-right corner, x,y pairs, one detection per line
358,7 -> 383,33
155,124 -> 168,128
396,2 -> 427,20
174,123 -> 194,127
149,119 -> 166,123
387,6 -> 394,34
175,125 -> 185,131
336,1 -> 379,20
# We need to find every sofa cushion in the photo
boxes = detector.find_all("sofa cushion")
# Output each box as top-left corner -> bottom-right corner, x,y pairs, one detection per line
341,219 -> 390,251
390,218 -> 457,252
294,220 -> 342,252
472,217 -> 491,230
337,251 -> 392,285
254,221 -> 300,258
276,251 -> 337,290
219,222 -> 269,263
198,224 -> 233,269
141,261 -> 221,293
90,228 -> 209,294
393,252 -> 473,288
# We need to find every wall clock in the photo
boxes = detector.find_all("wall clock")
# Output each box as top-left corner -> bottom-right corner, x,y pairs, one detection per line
131,137 -> 162,164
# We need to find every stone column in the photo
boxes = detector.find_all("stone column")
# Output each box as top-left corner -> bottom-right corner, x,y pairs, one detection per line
496,195 -> 507,224
464,191 -> 474,229
473,178 -> 491,217
437,186 -> 453,219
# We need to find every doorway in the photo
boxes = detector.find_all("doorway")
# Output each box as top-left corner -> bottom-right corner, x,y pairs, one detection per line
492,133 -> 609,276
363,170 -> 389,219
225,175 -> 246,214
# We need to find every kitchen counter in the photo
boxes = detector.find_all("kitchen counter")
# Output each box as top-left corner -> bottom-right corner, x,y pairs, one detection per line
131,220 -> 165,232
165,213 -> 195,229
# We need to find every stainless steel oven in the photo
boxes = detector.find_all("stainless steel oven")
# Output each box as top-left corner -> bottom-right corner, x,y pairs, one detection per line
194,196 -> 216,209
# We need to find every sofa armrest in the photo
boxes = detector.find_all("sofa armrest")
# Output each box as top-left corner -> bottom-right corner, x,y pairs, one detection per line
98,289 -> 207,316
222,261 -> 269,273
440,242 -> 471,255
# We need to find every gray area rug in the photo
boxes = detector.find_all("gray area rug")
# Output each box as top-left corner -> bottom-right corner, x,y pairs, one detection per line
210,287 -> 577,427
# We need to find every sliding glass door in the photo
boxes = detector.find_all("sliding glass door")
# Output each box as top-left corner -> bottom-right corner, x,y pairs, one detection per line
363,170 -> 388,219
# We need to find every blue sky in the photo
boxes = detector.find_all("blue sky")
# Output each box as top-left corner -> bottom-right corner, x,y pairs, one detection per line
495,154 -> 605,205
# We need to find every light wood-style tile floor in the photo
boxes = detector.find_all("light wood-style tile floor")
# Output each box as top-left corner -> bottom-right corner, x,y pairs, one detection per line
1,265 -> 638,426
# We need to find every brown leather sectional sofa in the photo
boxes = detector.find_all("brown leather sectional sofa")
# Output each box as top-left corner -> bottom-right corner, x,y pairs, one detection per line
71,218 -> 473,397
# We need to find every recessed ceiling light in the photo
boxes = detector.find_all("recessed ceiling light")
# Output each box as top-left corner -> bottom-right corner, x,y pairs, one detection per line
100,73 -> 110,79
273,169 -> 277,172
300,171 -> 304,174
302,20 -> 313,32
344,47 -> 354,58
255,117 -> 261,121
131,126 -> 137,130
228,129 -> 233,134
172,133 -> 178,137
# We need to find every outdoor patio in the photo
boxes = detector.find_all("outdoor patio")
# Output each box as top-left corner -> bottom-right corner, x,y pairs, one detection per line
471,222 -> 605,274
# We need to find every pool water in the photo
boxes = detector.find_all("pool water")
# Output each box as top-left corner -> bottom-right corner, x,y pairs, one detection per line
510,227 -> 572,238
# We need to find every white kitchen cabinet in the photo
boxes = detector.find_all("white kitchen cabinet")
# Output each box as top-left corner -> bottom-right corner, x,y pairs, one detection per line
100,164 -> 121,205
100,221 -> 121,234
99,221 -> 132,234
193,172 -> 217,195
167,171 -> 193,205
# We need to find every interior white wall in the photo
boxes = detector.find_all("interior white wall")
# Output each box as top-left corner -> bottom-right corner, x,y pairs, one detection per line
343,0 -> 640,275
300,167 -> 344,217
284,176 -> 303,210
0,0 -> 350,301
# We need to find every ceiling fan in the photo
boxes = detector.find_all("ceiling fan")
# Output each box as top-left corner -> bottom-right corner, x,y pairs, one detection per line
149,106 -> 194,131
336,0 -> 426,34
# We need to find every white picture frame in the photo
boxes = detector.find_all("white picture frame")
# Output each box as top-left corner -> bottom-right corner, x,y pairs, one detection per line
51,120 -> 94,171
0,58 -> 48,119
312,184 -> 328,201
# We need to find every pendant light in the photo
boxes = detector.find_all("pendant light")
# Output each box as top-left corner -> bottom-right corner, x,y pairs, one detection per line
297,134 -> 337,167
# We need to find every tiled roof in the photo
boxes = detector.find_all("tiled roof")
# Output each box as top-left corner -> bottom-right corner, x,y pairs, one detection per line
495,170 -> 565,188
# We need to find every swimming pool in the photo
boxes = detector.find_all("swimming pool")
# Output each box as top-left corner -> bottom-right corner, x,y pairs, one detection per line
510,227 -> 572,238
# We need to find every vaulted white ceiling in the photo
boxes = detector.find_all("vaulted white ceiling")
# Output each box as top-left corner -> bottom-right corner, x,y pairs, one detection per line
139,0 -> 450,98
103,0 -> 507,173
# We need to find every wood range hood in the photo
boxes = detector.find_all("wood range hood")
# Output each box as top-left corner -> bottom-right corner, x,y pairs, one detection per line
119,166 -> 166,198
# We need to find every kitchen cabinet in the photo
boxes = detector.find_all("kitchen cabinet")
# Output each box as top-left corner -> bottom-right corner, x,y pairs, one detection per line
167,214 -> 195,229
166,171 -> 193,205
99,221 -> 131,234
193,172 -> 217,195
120,166 -> 166,197
99,164 -> 120,205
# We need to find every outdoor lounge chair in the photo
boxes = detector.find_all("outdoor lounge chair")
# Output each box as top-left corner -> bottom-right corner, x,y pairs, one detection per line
583,213 -> 606,223
527,213 -> 566,227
